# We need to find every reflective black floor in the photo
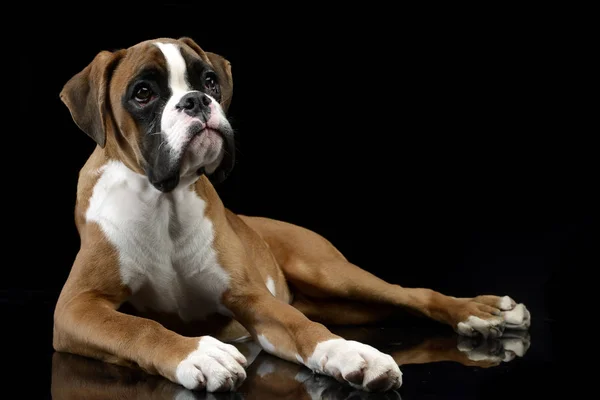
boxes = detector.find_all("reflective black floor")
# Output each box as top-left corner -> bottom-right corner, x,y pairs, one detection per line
11,295 -> 558,399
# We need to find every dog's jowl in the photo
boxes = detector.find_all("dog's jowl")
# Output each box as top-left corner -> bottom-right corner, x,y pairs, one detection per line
55,37 -> 530,393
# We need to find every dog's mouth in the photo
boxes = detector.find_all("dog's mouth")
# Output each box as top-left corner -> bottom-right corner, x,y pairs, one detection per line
187,124 -> 224,157
187,127 -> 225,176
148,122 -> 235,193
185,120 -> 225,148
190,126 -> 224,146
182,122 -> 234,180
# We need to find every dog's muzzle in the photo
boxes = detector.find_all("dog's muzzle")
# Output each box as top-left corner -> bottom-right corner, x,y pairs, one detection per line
147,127 -> 235,193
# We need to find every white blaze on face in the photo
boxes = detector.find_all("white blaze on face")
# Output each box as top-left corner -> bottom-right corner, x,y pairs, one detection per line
154,42 -> 229,179
154,42 -> 194,157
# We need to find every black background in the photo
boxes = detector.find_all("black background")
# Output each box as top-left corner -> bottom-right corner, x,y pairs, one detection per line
9,4 -> 594,396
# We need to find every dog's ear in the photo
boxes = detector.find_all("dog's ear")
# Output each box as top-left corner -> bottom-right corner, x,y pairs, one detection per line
179,37 -> 233,113
60,50 -> 124,148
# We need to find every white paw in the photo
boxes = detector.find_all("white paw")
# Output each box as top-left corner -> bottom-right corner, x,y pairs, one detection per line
457,296 -> 531,338
458,330 -> 531,363
503,303 -> 531,330
457,315 -> 505,338
305,339 -> 402,392
176,336 -> 248,392
499,295 -> 517,311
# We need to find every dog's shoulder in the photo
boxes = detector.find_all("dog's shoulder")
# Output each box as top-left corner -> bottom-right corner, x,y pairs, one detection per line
73,147 -> 111,231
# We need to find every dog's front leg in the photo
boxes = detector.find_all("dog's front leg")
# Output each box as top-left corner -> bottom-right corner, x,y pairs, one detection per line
54,299 -> 247,392
224,289 -> 403,392
53,243 -> 247,392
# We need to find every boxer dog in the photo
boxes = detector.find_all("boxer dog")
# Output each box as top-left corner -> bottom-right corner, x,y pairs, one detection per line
54,37 -> 531,393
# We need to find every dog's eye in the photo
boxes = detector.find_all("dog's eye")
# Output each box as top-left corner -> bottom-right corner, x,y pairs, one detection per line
204,73 -> 219,92
134,84 -> 154,104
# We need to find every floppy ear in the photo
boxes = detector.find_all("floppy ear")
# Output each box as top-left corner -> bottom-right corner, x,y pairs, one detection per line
179,37 -> 233,113
60,50 -> 124,148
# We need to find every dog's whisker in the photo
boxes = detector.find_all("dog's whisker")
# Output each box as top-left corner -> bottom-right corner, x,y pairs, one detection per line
157,140 -> 168,152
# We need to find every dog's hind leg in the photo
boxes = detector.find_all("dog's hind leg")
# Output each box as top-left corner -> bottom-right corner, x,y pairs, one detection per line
240,215 -> 531,338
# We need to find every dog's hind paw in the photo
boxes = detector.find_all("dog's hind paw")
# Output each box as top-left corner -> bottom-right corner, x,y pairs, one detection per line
453,295 -> 531,338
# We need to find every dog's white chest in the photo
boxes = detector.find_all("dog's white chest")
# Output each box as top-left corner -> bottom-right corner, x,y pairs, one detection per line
85,161 -> 231,321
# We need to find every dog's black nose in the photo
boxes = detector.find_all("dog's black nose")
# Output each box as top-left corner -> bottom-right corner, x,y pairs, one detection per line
176,92 -> 211,117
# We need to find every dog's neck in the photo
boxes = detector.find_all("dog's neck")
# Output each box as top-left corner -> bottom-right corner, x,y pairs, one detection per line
90,145 -> 224,210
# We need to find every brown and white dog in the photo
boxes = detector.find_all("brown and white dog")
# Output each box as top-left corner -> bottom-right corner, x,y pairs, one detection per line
54,36 -> 531,393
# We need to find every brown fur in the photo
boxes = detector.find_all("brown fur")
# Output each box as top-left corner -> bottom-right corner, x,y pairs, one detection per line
55,36 -> 516,391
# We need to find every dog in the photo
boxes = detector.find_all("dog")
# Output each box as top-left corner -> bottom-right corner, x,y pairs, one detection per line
54,36 -> 531,393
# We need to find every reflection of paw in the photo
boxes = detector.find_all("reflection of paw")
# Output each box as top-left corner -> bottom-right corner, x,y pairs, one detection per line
306,339 -> 402,392
457,330 -> 531,366
456,296 -> 531,338
296,369 -> 403,400
174,388 -> 245,400
176,336 -> 248,392
173,390 -> 199,400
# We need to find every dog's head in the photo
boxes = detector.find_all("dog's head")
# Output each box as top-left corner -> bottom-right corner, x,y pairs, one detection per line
60,37 -> 235,192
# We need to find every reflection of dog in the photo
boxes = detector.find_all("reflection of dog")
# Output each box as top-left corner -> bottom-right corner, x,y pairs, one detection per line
51,330 -> 530,399
54,36 -> 531,393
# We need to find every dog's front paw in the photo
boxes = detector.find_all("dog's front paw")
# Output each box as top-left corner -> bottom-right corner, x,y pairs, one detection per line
305,339 -> 402,392
176,336 -> 248,392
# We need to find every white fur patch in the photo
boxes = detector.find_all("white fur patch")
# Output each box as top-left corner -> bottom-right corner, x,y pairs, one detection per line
155,42 -> 189,94
155,42 -> 192,157
257,334 -> 276,353
504,303 -> 524,324
266,276 -> 276,296
305,339 -> 402,391
457,316 -> 504,338
503,303 -> 531,330
499,296 -> 516,310
86,160 -> 232,321
175,336 -> 247,392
